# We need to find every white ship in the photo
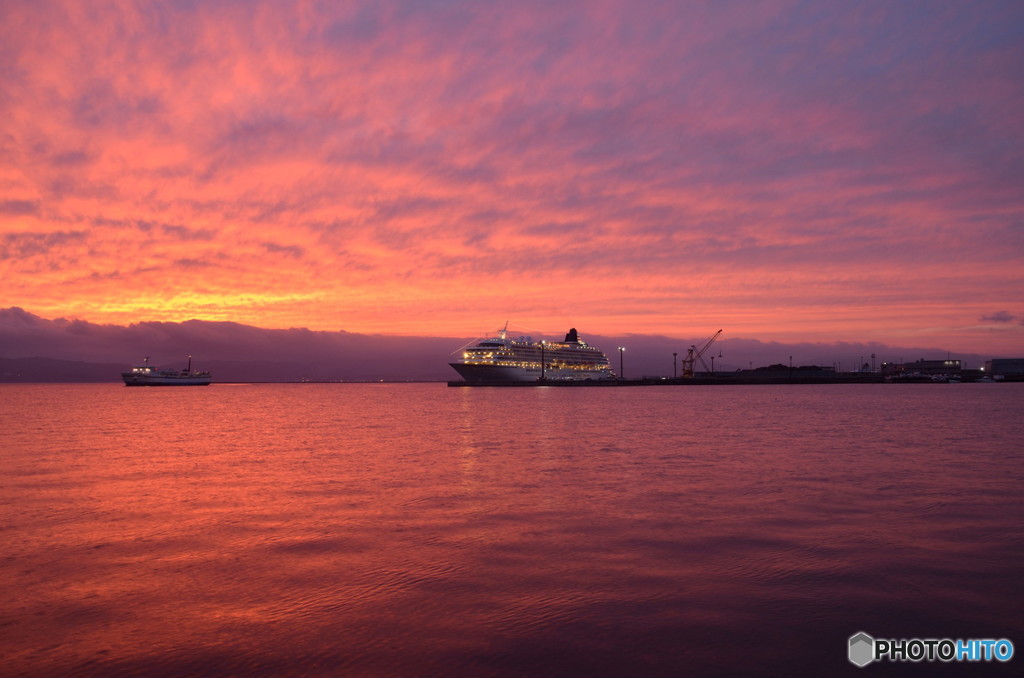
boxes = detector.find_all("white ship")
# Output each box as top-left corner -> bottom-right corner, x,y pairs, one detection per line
450,325 -> 614,382
122,356 -> 212,386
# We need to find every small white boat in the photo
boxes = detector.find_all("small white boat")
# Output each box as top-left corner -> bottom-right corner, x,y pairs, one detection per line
122,356 -> 212,386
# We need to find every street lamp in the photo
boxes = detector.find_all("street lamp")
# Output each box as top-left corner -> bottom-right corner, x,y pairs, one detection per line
540,341 -> 547,381
618,346 -> 626,380
673,352 -> 677,379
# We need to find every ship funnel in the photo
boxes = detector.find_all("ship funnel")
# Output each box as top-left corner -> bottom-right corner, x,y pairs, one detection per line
564,328 -> 579,343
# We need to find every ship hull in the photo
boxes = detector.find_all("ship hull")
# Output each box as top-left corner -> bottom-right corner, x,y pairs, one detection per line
122,375 -> 212,386
449,362 -> 612,383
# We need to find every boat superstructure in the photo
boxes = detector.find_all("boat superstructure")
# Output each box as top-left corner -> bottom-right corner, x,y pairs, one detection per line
450,325 -> 614,382
121,356 -> 212,386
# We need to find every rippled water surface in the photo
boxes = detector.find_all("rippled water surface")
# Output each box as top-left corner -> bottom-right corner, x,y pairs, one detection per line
2,383 -> 1022,676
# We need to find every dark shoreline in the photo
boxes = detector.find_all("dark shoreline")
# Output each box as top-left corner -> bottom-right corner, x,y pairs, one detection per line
447,375 -> 1011,387
3,376 -> 1014,385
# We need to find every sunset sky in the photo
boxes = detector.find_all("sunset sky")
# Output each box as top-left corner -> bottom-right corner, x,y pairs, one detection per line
2,0 -> 1022,354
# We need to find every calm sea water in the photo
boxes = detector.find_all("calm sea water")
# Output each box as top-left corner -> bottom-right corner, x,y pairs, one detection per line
1,383 -> 1022,676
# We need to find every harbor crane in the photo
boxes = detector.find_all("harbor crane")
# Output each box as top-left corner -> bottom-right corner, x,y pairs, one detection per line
681,329 -> 723,377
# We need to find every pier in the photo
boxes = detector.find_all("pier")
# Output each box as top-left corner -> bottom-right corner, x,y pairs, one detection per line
448,374 -> 890,387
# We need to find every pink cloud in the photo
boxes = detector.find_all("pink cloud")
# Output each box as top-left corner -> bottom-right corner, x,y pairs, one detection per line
0,0 -> 1022,354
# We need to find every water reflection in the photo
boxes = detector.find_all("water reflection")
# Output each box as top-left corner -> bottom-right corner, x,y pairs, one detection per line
1,383 -> 1022,676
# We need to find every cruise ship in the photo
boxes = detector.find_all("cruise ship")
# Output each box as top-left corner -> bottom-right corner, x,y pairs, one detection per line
450,325 -> 615,382
122,356 -> 212,386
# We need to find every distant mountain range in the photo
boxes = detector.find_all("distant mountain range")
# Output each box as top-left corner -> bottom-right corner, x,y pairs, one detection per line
0,307 -> 991,382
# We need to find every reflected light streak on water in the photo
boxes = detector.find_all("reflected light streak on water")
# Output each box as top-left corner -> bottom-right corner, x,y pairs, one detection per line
1,383 -> 1022,676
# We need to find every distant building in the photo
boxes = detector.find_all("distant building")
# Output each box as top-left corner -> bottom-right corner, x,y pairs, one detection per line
745,364 -> 837,379
984,358 -> 1024,377
893,359 -> 961,376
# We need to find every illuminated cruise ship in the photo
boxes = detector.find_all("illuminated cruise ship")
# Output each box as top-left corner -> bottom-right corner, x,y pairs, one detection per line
450,325 -> 615,382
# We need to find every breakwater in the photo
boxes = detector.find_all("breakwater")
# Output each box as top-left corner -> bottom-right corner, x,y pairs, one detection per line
448,374 -> 891,387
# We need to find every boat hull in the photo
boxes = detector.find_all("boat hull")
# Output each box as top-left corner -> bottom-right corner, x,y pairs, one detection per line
122,375 -> 212,386
449,362 -> 612,382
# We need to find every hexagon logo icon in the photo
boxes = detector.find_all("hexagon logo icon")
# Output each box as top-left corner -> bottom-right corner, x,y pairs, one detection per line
849,632 -> 874,667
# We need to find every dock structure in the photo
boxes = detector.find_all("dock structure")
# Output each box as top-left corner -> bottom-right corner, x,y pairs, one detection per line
447,374 -> 889,387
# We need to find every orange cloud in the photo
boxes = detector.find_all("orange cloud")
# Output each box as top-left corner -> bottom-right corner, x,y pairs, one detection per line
1,0 -> 1022,354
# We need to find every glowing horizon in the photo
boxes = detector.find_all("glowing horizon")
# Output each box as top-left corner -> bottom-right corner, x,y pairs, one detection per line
2,1 -> 1022,354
